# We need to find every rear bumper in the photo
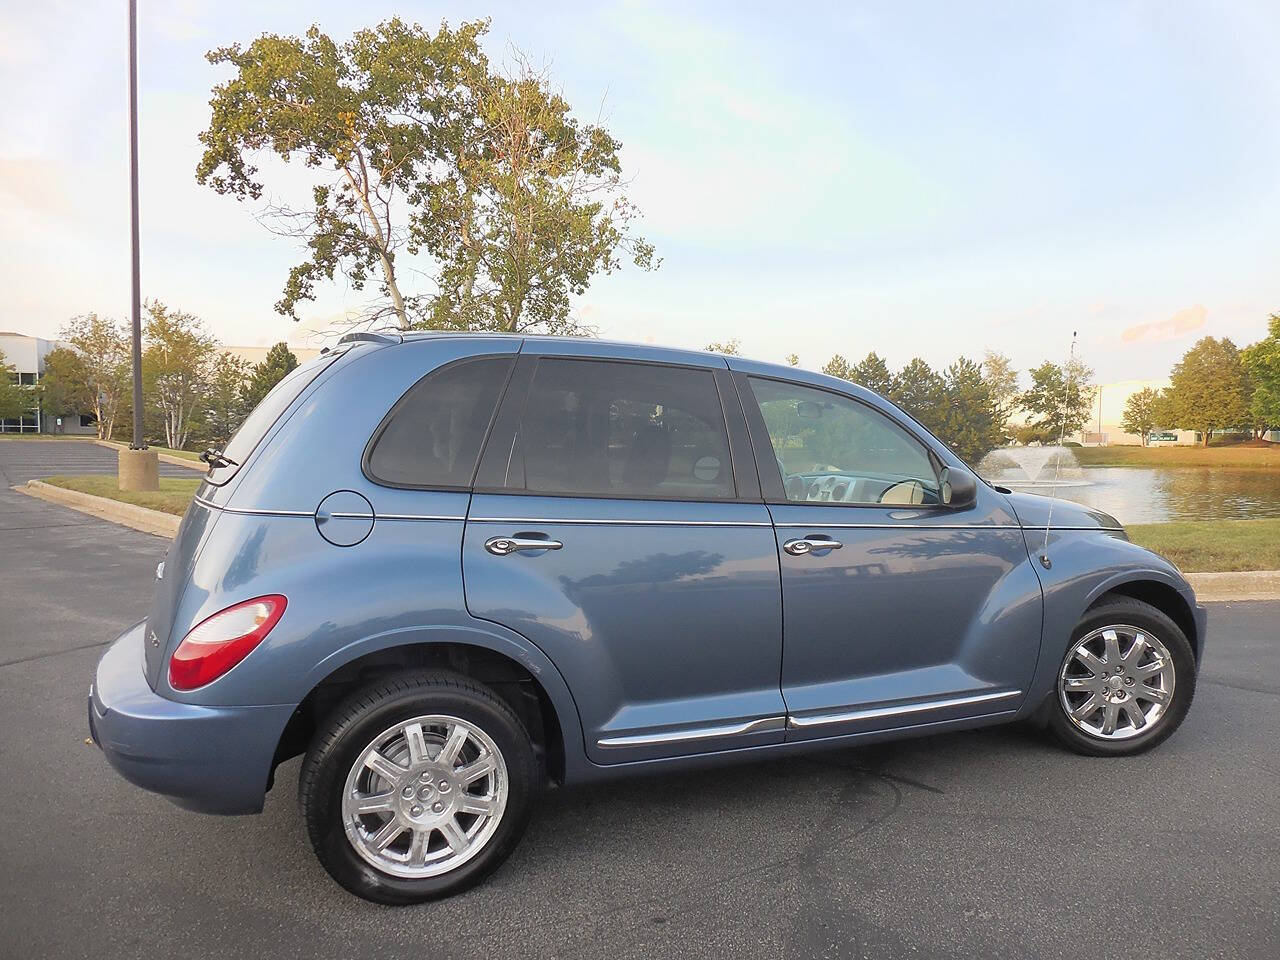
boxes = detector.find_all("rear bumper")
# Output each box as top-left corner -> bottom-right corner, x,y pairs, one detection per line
89,621 -> 295,815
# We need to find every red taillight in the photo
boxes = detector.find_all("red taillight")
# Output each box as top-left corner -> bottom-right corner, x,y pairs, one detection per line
168,595 -> 287,691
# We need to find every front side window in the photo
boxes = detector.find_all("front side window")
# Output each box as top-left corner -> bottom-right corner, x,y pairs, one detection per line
749,377 -> 941,505
367,356 -> 514,488
504,359 -> 735,500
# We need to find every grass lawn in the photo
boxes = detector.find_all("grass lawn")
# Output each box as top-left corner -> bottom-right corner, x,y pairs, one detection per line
151,446 -> 203,462
1126,518 -> 1280,572
42,475 -> 202,516
1074,444 -> 1280,469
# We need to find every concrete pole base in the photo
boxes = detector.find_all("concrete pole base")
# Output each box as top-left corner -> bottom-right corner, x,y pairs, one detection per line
118,447 -> 159,492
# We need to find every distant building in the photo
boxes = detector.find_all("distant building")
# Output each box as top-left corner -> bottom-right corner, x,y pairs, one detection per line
1073,379 -> 1199,446
0,331 -> 97,434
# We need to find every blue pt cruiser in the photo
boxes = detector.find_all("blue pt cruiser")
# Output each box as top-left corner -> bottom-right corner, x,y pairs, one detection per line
89,332 -> 1206,903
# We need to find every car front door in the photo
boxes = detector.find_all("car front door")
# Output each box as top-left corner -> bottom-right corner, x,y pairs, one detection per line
733,369 -> 1043,741
462,351 -> 785,764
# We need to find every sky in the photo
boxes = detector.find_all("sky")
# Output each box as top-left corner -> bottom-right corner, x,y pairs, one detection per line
3,0 -> 1279,386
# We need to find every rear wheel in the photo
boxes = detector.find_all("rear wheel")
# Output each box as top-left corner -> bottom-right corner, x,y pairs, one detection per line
299,670 -> 540,903
1048,597 -> 1196,756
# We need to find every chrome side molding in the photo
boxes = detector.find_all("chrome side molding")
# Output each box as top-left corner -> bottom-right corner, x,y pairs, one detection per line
594,690 -> 1022,749
596,715 -> 786,749
786,689 -> 1022,730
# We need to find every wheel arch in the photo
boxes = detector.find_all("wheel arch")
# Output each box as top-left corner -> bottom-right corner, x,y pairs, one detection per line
272,631 -> 583,787
1087,577 -> 1200,661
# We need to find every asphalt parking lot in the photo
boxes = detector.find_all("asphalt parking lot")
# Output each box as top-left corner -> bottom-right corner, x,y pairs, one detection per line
2,439 -> 1278,959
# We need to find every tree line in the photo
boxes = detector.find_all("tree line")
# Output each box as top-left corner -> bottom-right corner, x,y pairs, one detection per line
30,304 -> 300,450
707,339 -> 1094,464
1121,323 -> 1280,445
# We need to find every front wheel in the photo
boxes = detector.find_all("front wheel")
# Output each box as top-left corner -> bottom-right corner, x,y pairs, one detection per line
1048,597 -> 1196,756
299,671 -> 540,903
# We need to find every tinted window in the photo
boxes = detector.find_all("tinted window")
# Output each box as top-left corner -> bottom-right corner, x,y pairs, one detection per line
367,356 -> 513,488
750,378 -> 940,505
208,353 -> 337,485
504,359 -> 734,500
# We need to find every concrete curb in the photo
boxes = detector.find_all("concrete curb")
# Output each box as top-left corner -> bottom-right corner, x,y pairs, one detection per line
1183,570 -> 1280,603
93,439 -> 206,472
18,480 -> 181,538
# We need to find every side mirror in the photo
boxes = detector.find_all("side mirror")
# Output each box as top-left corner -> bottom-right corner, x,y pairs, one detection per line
939,466 -> 977,509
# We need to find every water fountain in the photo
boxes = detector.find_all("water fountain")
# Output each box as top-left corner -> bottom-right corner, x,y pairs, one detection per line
977,445 -> 1090,488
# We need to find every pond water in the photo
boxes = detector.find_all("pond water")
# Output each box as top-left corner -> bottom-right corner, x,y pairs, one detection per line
977,447 -> 1280,524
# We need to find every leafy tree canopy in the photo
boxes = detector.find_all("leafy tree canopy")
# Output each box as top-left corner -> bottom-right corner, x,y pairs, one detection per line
1162,336 -> 1252,445
0,349 -> 32,421
142,301 -> 218,450
980,350 -> 1019,434
821,354 -> 853,381
1019,357 -> 1095,440
196,353 -> 254,447
890,358 -> 945,434
850,352 -> 893,396
242,341 -> 299,411
935,357 -> 1002,464
198,19 -> 655,333
1242,314 -> 1280,433
704,339 -> 740,356
38,348 -> 93,419
1120,386 -> 1163,444
57,313 -> 131,440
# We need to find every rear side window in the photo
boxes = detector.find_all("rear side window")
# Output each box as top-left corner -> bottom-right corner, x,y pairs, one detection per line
500,358 -> 735,500
365,356 -> 513,488
207,353 -> 336,485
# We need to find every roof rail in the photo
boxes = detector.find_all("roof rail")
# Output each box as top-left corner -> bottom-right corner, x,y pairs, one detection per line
334,331 -> 402,347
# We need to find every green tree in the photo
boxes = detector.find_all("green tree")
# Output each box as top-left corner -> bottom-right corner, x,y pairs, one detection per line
1242,315 -> 1280,436
889,357 -> 946,434
242,342 -> 299,412
198,19 -> 654,332
785,353 -> 800,367
418,53 -> 657,333
936,357 -> 1001,463
981,350 -> 1019,436
1120,387 -> 1162,444
1162,337 -> 1252,445
37,348 -> 93,429
704,339 -> 740,356
142,301 -> 218,450
1019,357 -> 1095,441
821,354 -> 853,381
0,349 -> 32,421
198,353 -> 254,446
57,313 -> 130,440
850,352 -> 894,395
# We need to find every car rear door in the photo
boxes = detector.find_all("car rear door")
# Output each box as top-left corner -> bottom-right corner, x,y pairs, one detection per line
733,367 -> 1042,741
462,348 -> 785,764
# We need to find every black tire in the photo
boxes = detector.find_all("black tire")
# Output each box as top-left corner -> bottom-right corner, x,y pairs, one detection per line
299,670 -> 541,904
1047,597 -> 1196,757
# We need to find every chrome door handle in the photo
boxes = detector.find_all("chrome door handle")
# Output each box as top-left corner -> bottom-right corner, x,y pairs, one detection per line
783,537 -> 843,556
484,535 -> 564,556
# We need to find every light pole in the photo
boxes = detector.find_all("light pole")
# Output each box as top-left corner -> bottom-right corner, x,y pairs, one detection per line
119,0 -> 159,490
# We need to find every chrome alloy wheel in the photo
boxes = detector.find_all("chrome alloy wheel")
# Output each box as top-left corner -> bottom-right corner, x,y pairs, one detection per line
341,715 -> 508,879
1058,624 -> 1176,741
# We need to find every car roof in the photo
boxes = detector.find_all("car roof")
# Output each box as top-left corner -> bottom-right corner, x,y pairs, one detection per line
336,329 -> 875,395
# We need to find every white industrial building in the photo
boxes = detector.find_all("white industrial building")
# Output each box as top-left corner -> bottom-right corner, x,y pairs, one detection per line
0,331 -> 97,434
